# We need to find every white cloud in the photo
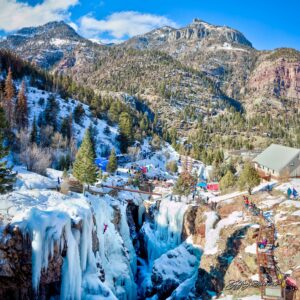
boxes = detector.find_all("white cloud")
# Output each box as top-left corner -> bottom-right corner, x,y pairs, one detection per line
0,0 -> 79,32
79,11 -> 177,40
89,38 -> 125,45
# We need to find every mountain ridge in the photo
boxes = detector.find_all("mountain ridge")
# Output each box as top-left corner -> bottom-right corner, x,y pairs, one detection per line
0,19 -> 299,134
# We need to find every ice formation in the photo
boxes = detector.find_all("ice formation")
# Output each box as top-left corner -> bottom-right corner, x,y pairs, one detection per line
143,199 -> 188,266
10,191 -> 135,300
89,195 -> 137,300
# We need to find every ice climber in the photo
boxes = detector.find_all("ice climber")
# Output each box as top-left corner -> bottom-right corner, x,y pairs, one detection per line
103,224 -> 108,234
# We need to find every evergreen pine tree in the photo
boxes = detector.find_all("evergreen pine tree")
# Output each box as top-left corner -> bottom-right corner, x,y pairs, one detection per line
0,107 -> 15,193
238,162 -> 260,194
3,68 -> 15,128
30,115 -> 38,144
72,129 -> 97,189
88,124 -> 97,157
220,170 -> 235,192
107,148 -> 118,173
118,112 -> 133,152
16,80 -> 28,129
61,114 -> 72,140
44,95 -> 59,130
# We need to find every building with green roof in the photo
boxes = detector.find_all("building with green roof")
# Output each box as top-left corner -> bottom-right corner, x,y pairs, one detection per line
253,144 -> 300,179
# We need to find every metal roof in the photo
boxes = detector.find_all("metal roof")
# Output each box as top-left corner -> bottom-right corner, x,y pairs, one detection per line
254,144 -> 300,172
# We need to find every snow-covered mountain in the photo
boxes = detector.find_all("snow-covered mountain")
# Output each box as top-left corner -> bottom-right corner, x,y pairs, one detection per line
0,21 -> 105,69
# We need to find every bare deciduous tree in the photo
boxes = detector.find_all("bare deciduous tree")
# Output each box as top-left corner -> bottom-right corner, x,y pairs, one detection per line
127,146 -> 141,161
19,144 -> 52,175
40,126 -> 54,147
51,132 -> 68,149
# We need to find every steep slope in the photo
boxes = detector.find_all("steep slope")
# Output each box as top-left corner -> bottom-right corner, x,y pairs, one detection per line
121,19 -> 300,109
68,47 -> 229,131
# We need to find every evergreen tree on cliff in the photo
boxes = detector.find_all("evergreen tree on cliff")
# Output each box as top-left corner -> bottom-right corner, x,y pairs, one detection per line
0,107 -> 15,193
72,129 -> 97,191
30,115 -> 38,144
3,68 -> 15,128
16,80 -> 28,129
107,148 -> 118,173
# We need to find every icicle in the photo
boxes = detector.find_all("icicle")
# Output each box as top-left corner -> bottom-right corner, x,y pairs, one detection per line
60,220 -> 82,300
21,208 -> 68,291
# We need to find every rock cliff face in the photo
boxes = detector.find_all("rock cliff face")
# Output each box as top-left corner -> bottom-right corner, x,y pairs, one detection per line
178,194 -> 300,300
123,19 -> 253,52
247,56 -> 300,101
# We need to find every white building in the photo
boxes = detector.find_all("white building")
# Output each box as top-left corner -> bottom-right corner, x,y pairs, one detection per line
253,144 -> 300,179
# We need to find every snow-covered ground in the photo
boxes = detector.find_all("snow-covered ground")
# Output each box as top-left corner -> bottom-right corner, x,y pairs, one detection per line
205,211 -> 244,255
25,84 -> 119,156
276,179 -> 300,199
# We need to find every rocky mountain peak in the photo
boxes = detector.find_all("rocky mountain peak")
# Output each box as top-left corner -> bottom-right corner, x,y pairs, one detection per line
121,18 -> 253,51
14,21 -> 81,41
177,18 -> 253,48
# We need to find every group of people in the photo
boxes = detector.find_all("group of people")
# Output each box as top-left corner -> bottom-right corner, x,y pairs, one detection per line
243,196 -> 262,216
287,187 -> 298,199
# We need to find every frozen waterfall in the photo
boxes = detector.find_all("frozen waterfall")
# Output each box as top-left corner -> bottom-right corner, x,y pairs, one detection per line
143,199 -> 188,266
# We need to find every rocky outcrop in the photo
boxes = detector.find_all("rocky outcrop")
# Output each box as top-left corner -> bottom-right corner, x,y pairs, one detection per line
151,242 -> 202,299
182,205 -> 210,246
246,53 -> 300,110
123,19 -> 252,52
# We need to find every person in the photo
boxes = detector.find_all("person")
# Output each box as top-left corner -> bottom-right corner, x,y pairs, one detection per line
259,238 -> 268,249
249,202 -> 253,211
103,224 -> 108,234
56,177 -> 61,191
287,187 -> 292,199
292,188 -> 298,198
244,196 -> 250,208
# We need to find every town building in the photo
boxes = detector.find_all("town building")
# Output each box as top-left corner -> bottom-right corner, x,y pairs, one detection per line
253,144 -> 300,179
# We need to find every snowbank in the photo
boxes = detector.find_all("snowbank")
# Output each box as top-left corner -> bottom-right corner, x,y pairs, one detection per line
205,211 -> 244,255
15,166 -> 57,190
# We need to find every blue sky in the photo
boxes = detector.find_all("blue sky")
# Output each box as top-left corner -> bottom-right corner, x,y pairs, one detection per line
1,0 -> 299,49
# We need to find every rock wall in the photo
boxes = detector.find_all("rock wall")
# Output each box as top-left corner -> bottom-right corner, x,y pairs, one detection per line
247,58 -> 300,100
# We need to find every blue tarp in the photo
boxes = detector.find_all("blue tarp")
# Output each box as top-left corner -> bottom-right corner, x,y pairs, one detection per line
95,157 -> 109,171
197,182 -> 207,188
